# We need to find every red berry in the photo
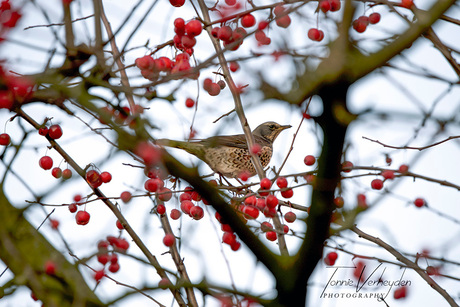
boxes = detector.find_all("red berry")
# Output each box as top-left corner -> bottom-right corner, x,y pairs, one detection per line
44,260 -> 56,275
114,238 -> 129,251
207,83 -> 221,96
51,167 -> 62,178
86,170 -> 102,188
116,220 -> 124,230
260,178 -> 272,190
342,161 -> 353,172
144,178 -> 159,192
261,221 -> 273,232
94,269 -> 105,282
62,168 -> 72,179
48,124 -> 63,139
266,231 -> 277,241
186,20 -> 202,36
156,204 -> 166,215
135,55 -> 154,70
225,0 -> 236,5
256,197 -> 266,210
0,91 -> 13,110
163,233 -> 176,247
158,187 -> 173,201
273,5 -> 285,16
76,210 -> 90,225
39,156 -> 53,170
308,28 -> 321,41
400,0 -> 413,9
353,19 -> 367,33
381,170 -> 395,180
386,156 -> 392,165
357,193 -> 367,209
97,253 -> 109,265
229,61 -> 240,72
324,251 -> 338,265
222,232 -> 236,245
107,235 -> 118,246
358,15 -> 370,26
185,98 -> 195,108
100,171 -> 112,183
399,164 -> 409,173
134,141 -> 161,166
284,211 -> 296,223
108,262 -> 120,273
393,286 -> 407,299
38,127 -> 49,136
244,195 -> 257,207
217,80 -> 226,89
0,133 -> 10,145
190,206 -> 204,220
230,240 -> 241,251
180,192 -> 192,202
258,20 -> 269,30
241,14 -> 256,28
329,0 -> 341,11
334,196 -> 344,208
414,198 -> 425,208
276,176 -> 288,188
319,0 -> 331,13
120,191 -> 132,203
211,27 -> 220,38
174,18 -> 185,30
169,0 -> 185,7
203,78 -> 213,91
242,205 -> 259,219
218,26 -> 233,42
369,12 -> 381,24
281,188 -> 293,198
180,200 -> 193,215
265,194 -> 279,208
275,15 -> 291,28
317,30 -> 325,41
426,265 -> 440,276
170,208 -> 181,220
68,203 -> 77,213
353,260 -> 366,281
191,191 -> 201,202
371,179 -> 383,190
98,240 -> 110,250
283,225 -> 289,233
304,155 -> 316,166
181,35 -> 196,48
50,219 -> 59,230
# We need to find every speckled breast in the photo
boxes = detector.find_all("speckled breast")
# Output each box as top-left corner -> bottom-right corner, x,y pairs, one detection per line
204,145 -> 273,178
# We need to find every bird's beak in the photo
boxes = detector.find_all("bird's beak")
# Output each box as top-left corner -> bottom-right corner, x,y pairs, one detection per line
279,124 -> 292,130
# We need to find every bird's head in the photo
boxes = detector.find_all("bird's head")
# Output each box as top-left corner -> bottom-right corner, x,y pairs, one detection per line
252,121 -> 291,142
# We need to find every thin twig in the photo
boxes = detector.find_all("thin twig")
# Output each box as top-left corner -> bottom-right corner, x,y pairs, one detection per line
352,226 -> 458,307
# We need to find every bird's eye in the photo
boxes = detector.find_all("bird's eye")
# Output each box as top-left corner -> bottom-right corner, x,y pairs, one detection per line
269,124 -> 276,129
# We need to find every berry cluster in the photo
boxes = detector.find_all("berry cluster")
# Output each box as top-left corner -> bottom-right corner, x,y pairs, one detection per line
211,24 -> 247,51
173,18 -> 202,53
352,13 -> 381,33
93,235 -> 131,281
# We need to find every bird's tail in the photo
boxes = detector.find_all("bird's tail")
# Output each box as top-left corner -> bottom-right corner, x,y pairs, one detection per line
155,138 -> 205,158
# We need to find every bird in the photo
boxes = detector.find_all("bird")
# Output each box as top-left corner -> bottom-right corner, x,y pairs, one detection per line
156,121 -> 291,178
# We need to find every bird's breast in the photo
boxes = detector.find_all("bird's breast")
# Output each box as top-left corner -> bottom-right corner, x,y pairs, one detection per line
203,145 -> 272,178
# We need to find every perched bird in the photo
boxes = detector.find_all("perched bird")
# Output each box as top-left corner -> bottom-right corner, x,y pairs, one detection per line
156,121 -> 291,178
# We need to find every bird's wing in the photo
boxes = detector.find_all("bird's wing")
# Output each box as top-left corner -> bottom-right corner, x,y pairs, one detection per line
200,134 -> 268,149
